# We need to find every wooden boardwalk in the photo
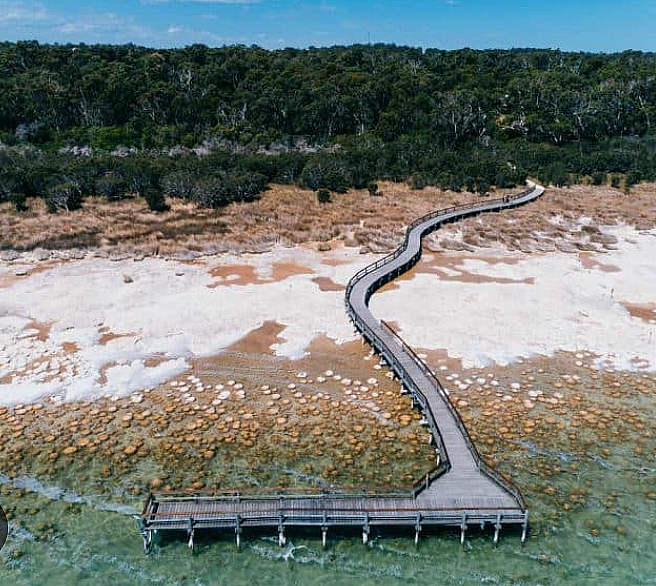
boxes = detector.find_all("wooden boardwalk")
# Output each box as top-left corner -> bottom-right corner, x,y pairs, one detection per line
139,183 -> 544,552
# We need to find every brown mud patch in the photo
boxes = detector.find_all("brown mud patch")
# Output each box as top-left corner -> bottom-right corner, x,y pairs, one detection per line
225,321 -> 287,355
208,261 -> 315,288
312,276 -> 345,292
271,261 -> 314,280
379,252 -> 533,293
0,259 -> 66,288
578,252 -> 621,273
61,342 -> 80,354
24,319 -> 52,343
320,257 -> 352,267
621,302 -> 656,324
208,264 -> 260,287
98,328 -> 137,346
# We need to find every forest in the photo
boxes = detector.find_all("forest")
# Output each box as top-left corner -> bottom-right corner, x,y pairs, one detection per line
1,41 -> 656,212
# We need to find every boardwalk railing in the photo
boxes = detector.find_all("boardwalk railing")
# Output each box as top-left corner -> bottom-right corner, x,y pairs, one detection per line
347,310 -> 451,474
345,190 -> 533,305
345,186 -> 539,508
380,320 -> 526,509
138,185 -> 540,552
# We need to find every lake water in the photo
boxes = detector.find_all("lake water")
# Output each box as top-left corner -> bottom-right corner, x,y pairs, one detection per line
1,439 -> 655,586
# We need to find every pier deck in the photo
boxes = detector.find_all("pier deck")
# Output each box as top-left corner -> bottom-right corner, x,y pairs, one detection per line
139,183 -> 544,551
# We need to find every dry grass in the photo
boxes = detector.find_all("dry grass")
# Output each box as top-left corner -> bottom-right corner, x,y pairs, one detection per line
0,182 -> 510,256
426,183 -> 656,254
1,182 -> 654,257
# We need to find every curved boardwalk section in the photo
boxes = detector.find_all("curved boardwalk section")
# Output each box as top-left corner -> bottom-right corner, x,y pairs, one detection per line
139,183 -> 544,552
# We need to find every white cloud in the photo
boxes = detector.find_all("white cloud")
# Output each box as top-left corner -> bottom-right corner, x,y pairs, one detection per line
0,1 -> 50,24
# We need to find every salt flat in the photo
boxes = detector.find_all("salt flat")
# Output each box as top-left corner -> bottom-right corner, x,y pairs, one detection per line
1,224 -> 655,405
373,224 -> 656,370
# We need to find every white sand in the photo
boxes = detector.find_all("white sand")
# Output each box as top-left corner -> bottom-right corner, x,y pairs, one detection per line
372,224 -> 656,370
0,246 -> 369,405
1,224 -> 655,405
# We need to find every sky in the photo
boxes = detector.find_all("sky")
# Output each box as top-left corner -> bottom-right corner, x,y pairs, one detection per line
1,0 -> 655,52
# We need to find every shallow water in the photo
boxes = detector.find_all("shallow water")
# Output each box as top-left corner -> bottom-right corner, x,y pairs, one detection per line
1,318 -> 655,584
1,439 -> 655,586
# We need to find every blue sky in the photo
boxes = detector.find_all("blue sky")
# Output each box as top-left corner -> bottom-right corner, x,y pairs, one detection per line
1,0 -> 655,52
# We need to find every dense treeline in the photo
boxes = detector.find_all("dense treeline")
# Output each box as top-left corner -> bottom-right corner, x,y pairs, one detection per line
1,42 -> 656,212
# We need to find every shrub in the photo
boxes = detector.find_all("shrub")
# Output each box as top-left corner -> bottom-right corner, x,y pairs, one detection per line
161,171 -> 195,199
625,169 -> 642,190
144,187 -> 169,212
15,121 -> 49,143
367,181 -> 379,196
9,191 -> 28,212
0,173 -> 27,211
476,178 -> 490,196
409,173 -> 430,190
191,173 -> 266,208
123,161 -> 156,196
223,173 -> 267,202
299,159 -> 349,192
192,176 -> 231,208
591,172 -> 606,186
45,181 -> 83,213
96,172 -> 127,200
316,188 -> 331,203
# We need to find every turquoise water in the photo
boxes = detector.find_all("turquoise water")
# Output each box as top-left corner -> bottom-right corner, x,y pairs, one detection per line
1,444 -> 655,586
2,354 -> 655,585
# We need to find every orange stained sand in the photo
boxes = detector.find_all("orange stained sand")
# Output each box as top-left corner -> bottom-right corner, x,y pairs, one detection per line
208,261 -> 315,288
225,321 -> 287,355
578,252 -> 622,273
99,329 -> 137,345
208,264 -> 261,287
379,252 -> 533,292
61,342 -> 80,355
312,276 -> 345,292
24,319 -> 52,342
270,261 -> 314,280
621,302 -> 656,324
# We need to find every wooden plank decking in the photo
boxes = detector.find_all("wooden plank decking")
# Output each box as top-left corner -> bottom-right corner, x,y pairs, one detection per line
139,183 -> 544,552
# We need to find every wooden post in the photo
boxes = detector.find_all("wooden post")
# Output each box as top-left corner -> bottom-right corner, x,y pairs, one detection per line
494,513 -> 502,546
521,513 -> 529,544
137,517 -> 152,555
460,513 -> 467,545
414,513 -> 422,547
141,530 -> 152,554
278,513 -> 286,547
235,515 -> 242,550
187,517 -> 195,553
321,512 -> 328,548
362,513 -> 370,545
